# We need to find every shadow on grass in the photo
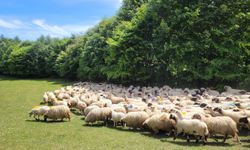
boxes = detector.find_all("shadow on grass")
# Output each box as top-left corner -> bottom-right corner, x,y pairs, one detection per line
83,123 -> 106,127
70,109 -> 83,116
166,140 -> 234,147
140,131 -> 167,139
0,75 -> 75,87
25,119 -> 69,123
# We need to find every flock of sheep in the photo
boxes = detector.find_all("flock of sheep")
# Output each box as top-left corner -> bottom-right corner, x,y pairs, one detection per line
29,82 -> 250,145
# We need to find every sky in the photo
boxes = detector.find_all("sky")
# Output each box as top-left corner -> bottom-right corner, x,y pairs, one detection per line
0,0 -> 122,40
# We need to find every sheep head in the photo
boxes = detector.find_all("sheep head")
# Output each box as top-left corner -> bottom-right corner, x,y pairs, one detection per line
169,113 -> 177,122
213,107 -> 223,114
192,114 -> 202,120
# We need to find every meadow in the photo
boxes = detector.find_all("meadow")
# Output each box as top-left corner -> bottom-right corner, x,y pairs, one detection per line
0,76 -> 249,150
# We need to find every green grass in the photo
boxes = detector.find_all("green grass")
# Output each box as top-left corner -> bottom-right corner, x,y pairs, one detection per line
0,76 -> 249,150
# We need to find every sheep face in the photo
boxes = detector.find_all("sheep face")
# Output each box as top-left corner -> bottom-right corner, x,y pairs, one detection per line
192,114 -> 202,120
213,107 -> 222,114
169,114 -> 177,122
239,117 -> 249,124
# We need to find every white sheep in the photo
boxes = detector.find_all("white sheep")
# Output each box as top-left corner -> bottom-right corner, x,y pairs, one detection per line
44,105 -> 71,121
85,107 -> 112,125
84,105 -> 100,116
122,111 -> 149,129
107,93 -> 125,104
169,111 -> 209,145
75,101 -> 87,114
192,113 -> 240,143
143,113 -> 174,134
213,107 -> 248,126
29,106 -> 50,120
111,110 -> 126,127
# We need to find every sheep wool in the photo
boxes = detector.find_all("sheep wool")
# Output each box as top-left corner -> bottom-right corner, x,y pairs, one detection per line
44,105 -> 71,121
122,111 -> 149,129
29,106 -> 50,120
192,114 -> 240,143
143,113 -> 174,134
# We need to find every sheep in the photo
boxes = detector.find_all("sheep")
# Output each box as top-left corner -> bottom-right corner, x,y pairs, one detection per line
111,110 -> 126,127
67,97 -> 79,108
49,99 -> 68,106
239,117 -> 250,130
169,111 -> 209,145
107,93 -> 125,104
213,107 -> 248,126
84,105 -> 100,116
85,107 -> 112,125
192,113 -> 240,143
122,111 -> 149,129
43,92 -> 49,103
75,101 -> 87,115
224,86 -> 246,95
44,105 -> 71,122
29,106 -> 50,120
143,113 -> 174,134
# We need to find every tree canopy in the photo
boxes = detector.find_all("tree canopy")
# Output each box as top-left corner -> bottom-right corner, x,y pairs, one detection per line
0,0 -> 249,89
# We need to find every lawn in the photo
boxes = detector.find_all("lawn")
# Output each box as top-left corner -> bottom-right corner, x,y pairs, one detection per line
0,76 -> 249,150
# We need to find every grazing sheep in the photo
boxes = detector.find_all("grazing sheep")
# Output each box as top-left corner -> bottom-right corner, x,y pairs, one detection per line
43,92 -> 49,103
224,86 -> 246,95
44,105 -> 71,122
85,107 -> 112,125
75,101 -> 87,114
84,105 -> 100,116
49,99 -> 68,106
107,93 -> 125,104
169,111 -> 209,145
111,110 -> 126,127
143,113 -> 174,134
29,106 -> 50,120
122,111 -> 149,129
213,107 -> 248,125
192,114 -> 240,143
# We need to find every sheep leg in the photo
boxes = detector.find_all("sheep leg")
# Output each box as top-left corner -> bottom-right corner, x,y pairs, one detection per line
195,136 -> 199,143
222,134 -> 228,143
233,133 -> 241,144
173,131 -> 178,140
202,135 -> 206,145
187,135 -> 190,142
113,122 -> 116,127
153,129 -> 159,135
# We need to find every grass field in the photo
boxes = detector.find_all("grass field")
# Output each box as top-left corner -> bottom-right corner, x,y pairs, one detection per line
0,76 -> 249,150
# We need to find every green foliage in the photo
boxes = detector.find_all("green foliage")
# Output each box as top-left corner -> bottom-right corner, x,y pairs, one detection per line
55,37 -> 86,78
0,0 -> 249,89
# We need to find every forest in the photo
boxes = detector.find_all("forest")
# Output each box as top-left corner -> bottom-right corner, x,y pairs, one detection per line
0,0 -> 249,89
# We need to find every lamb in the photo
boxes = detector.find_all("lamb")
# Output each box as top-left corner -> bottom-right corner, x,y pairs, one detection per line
169,111 -> 209,145
29,106 -> 50,120
122,111 -> 149,129
192,113 -> 240,143
111,110 -> 126,127
143,113 -> 174,134
44,105 -> 71,121
85,107 -> 113,125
